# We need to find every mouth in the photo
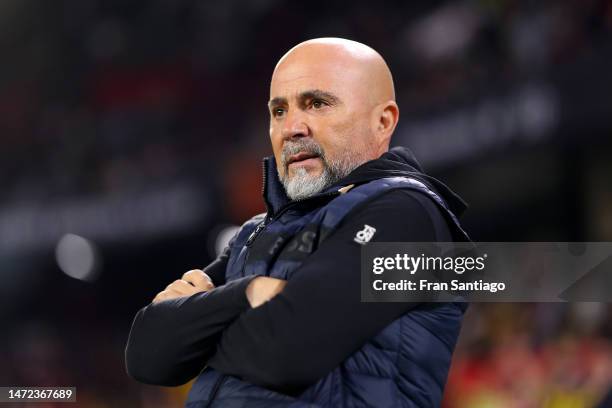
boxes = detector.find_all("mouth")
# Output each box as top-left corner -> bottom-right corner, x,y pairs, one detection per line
287,152 -> 320,167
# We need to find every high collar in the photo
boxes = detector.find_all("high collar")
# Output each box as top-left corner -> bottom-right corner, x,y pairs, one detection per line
261,156 -> 292,217
261,146 -> 468,219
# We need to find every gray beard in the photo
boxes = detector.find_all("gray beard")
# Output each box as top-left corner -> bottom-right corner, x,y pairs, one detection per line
278,142 -> 361,201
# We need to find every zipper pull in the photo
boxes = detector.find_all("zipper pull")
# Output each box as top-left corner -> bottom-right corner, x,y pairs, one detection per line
246,221 -> 266,246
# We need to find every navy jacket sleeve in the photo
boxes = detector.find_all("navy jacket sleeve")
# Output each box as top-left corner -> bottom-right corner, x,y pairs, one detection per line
125,245 -> 258,386
207,189 -> 453,394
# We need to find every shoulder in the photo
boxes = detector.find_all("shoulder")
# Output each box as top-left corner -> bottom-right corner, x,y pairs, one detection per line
365,187 -> 442,215
245,212 -> 266,225
238,212 -> 266,232
345,182 -> 445,223
341,187 -> 452,242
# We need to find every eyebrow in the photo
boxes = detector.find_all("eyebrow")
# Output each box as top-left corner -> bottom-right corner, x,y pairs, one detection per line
267,89 -> 341,109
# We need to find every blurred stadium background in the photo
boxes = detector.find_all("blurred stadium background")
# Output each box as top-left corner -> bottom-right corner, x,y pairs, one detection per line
1,0 -> 611,406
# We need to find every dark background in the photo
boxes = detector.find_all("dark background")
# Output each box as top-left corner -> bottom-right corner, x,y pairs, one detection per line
1,1 -> 611,406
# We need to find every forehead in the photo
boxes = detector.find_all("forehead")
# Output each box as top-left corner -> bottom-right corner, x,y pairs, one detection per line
270,58 -> 360,100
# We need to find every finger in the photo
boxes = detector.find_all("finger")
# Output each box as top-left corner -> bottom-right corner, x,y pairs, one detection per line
182,269 -> 214,290
153,289 -> 183,303
166,279 -> 199,295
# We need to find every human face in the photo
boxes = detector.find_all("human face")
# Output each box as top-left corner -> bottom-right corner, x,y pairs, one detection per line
269,53 -> 378,199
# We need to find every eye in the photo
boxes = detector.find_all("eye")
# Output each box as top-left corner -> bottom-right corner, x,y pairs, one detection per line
311,99 -> 327,109
272,107 -> 286,118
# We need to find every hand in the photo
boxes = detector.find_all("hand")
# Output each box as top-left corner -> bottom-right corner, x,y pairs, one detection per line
246,276 -> 287,308
152,269 -> 215,303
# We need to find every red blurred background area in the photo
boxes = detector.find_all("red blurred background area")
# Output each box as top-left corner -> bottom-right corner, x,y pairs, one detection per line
1,1 -> 611,406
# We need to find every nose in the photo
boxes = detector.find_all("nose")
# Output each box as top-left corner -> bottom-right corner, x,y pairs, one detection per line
281,109 -> 310,141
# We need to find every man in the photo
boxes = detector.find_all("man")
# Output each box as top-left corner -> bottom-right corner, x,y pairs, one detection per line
126,38 -> 470,407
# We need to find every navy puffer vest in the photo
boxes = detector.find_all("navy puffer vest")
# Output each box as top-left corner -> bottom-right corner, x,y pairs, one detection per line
187,151 -> 469,407
187,148 -> 469,408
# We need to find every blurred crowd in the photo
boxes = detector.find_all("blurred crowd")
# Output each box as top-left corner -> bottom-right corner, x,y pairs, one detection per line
445,303 -> 612,407
2,0 -> 611,206
1,0 -> 611,407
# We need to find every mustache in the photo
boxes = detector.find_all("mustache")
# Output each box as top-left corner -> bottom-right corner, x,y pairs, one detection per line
280,140 -> 326,169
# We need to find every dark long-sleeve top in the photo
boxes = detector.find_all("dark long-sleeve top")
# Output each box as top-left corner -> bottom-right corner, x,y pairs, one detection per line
125,189 -> 452,393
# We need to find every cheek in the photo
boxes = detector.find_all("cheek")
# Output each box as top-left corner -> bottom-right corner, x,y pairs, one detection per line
269,125 -> 284,173
326,114 -> 371,152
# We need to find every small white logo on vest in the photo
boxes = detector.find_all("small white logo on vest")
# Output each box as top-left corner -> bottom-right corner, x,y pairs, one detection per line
354,224 -> 376,244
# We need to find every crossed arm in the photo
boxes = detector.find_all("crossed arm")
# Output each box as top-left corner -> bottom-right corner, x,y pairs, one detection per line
125,190 -> 451,392
124,251 -> 285,386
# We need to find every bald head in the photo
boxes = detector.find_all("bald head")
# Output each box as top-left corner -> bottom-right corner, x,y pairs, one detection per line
272,38 -> 395,105
268,38 -> 400,201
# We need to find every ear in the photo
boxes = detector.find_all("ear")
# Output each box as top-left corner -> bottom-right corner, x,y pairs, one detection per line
372,101 -> 399,150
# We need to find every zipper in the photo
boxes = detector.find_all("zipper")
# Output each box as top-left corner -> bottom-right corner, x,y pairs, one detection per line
249,157 -> 347,248
246,189 -> 341,247
245,219 -> 267,246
